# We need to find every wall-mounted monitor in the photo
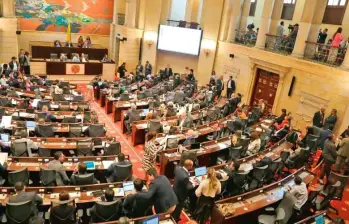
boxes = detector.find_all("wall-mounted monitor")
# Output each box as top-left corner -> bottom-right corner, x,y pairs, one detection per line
157,25 -> 203,56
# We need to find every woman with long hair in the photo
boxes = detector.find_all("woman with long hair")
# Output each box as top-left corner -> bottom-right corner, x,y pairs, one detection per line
141,131 -> 160,172
328,27 -> 344,64
77,36 -> 84,48
193,168 -> 221,224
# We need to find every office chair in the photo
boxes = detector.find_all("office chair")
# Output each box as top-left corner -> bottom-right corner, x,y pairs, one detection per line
49,199 -> 76,224
137,91 -> 146,100
87,124 -> 106,137
249,165 -> 269,190
62,116 -> 77,123
228,145 -> 242,161
144,89 -> 152,98
8,167 -> 30,186
6,200 -> 34,224
266,157 -> 283,183
166,137 -> 179,149
258,192 -> 296,224
90,200 -> 123,222
76,139 -> 93,156
45,79 -> 53,86
74,173 -> 95,185
53,94 -> 65,102
305,134 -> 319,152
72,95 -> 83,102
39,167 -> 57,186
240,138 -> 251,157
179,150 -> 197,167
104,142 -> 121,156
119,93 -> 130,101
37,100 -> 50,110
260,135 -> 270,152
35,112 -> 47,121
84,111 -> 92,123
36,124 -> 55,137
68,124 -> 83,138
11,140 -> 28,157
108,163 -> 133,182
230,170 -> 250,196
147,119 -> 161,132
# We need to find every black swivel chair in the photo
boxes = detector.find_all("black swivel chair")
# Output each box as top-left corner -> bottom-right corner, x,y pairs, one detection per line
69,124 -> 83,138
37,100 -> 50,110
90,200 -> 123,222
53,94 -> 65,102
36,124 -> 55,137
229,145 -> 242,161
72,95 -> 84,102
232,170 -> 250,195
166,137 -> 178,149
62,116 -> 77,123
249,165 -> 269,190
6,200 -> 34,224
108,163 -> 133,182
50,199 -> 76,224
76,139 -> 93,156
305,134 -> 319,152
73,173 -> 95,185
87,124 -> 106,137
147,119 -> 161,133
119,93 -> 130,101
8,167 -> 30,186
103,142 -> 121,155
35,112 -> 47,121
40,167 -> 57,186
11,141 -> 28,157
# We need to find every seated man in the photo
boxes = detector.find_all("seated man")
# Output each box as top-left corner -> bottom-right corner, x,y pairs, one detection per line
48,151 -> 70,185
179,112 -> 194,129
13,136 -> 39,157
107,153 -> 132,182
90,188 -> 122,221
165,102 -> 177,117
50,191 -> 76,223
9,182 -> 43,215
42,105 -> 56,122
286,175 -> 308,212
70,163 -> 98,185
123,178 -> 152,218
226,159 -> 241,196
183,129 -> 198,146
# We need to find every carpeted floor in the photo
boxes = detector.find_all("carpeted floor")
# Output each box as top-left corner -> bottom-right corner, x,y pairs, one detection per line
78,84 -> 349,223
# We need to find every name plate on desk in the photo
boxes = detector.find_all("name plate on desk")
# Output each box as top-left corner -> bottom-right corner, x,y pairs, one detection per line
66,64 -> 85,75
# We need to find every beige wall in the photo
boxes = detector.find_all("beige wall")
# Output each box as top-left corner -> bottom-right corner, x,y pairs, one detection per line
214,41 -> 349,134
156,50 -> 199,74
0,18 -> 18,63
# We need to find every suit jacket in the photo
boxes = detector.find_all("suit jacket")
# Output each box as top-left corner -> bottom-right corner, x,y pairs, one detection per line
338,138 -> 349,158
227,79 -> 235,91
179,115 -> 194,129
47,160 -> 70,185
216,79 -> 224,91
323,115 -> 337,130
145,64 -> 152,75
118,65 -> 127,78
322,140 -> 337,164
136,175 -> 178,213
166,107 -> 177,117
107,161 -> 132,182
173,166 -> 192,202
165,68 -> 173,77
313,111 -> 324,128
50,204 -> 75,223
9,61 -> 19,71
123,190 -> 152,218
70,173 -> 98,185
318,129 -> 331,149
276,114 -> 286,124
127,110 -> 141,124
173,91 -> 185,104
9,191 -> 43,214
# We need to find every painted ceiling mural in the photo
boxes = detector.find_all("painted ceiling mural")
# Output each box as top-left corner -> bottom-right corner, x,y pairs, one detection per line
15,0 -> 114,35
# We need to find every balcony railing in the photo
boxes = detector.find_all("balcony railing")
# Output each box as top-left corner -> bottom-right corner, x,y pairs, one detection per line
166,20 -> 200,29
264,34 -> 295,55
232,29 -> 256,47
117,13 -> 125,26
303,41 -> 346,67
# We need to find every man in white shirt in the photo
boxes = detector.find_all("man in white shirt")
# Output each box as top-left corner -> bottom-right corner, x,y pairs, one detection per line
276,21 -> 284,37
287,175 -> 308,211
226,76 -> 235,98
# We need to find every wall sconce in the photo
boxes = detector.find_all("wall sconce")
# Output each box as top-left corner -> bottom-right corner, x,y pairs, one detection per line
201,39 -> 216,57
203,49 -> 211,56
146,40 -> 154,48
144,31 -> 157,49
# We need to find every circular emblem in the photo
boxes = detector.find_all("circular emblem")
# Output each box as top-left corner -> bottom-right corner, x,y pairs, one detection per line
71,65 -> 80,74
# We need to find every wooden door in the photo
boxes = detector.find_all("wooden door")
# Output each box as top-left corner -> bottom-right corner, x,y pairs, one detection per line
251,69 -> 279,113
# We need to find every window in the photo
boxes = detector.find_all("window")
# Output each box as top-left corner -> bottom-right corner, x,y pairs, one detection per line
281,0 -> 296,20
249,0 -> 257,16
323,0 -> 347,24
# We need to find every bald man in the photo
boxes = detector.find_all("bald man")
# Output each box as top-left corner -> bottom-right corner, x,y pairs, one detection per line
172,159 -> 194,222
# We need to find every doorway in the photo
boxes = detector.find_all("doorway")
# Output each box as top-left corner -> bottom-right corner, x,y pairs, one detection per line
250,69 -> 280,113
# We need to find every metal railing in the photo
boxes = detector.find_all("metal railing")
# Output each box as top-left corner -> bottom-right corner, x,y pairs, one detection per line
117,13 -> 125,26
232,29 -> 257,47
166,20 -> 200,29
303,41 -> 347,67
264,34 -> 295,55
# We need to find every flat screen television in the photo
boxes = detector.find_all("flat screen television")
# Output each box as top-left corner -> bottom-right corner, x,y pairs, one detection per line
157,25 -> 203,56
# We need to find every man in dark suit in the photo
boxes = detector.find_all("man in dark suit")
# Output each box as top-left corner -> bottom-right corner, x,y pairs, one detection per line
123,178 -> 152,218
164,64 -> 173,78
136,168 -> 178,214
226,76 -> 235,98
179,112 -> 194,129
9,182 -> 43,215
312,106 -> 325,128
9,57 -> 19,73
320,135 -> 337,184
145,61 -> 152,76
118,62 -> 127,78
216,75 -> 224,98
107,153 -> 132,182
47,151 -> 70,185
276,109 -> 287,124
172,160 -> 194,222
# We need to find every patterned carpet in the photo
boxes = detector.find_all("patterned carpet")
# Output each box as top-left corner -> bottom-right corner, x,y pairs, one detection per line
77,84 -> 349,223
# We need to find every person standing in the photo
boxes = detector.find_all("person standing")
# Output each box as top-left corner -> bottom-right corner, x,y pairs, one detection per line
9,56 -> 19,74
276,21 -> 284,37
328,27 -> 344,64
334,137 -> 349,172
320,135 -> 337,184
324,109 -> 338,131
142,131 -> 160,172
312,106 -> 325,128
187,69 -> 195,81
145,61 -> 152,76
216,75 -> 224,98
24,52 -> 31,75
172,160 -> 194,222
226,76 -> 235,98
317,28 -> 328,44
118,62 -> 127,78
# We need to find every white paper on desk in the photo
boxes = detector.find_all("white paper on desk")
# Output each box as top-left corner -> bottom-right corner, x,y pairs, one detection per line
69,192 -> 81,198
137,124 -> 147,129
241,164 -> 253,172
39,88 -> 46,92
265,152 -> 274,157
256,127 -> 263,132
16,91 -> 24,96
19,112 -> 28,117
11,99 -> 17,105
51,104 -> 59,109
0,153 -> 8,166
298,171 -> 308,179
217,143 -> 227,149
123,104 -> 131,107
1,116 -> 12,128
102,161 -> 114,169
76,115 -> 83,120
32,99 -> 39,108
64,97 -> 73,101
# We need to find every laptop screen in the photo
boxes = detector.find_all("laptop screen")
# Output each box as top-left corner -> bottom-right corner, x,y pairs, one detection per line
191,142 -> 200,150
123,181 -> 135,192
195,166 -> 207,177
315,215 -> 325,224
1,134 -> 9,142
142,215 -> 159,224
26,121 -> 36,128
98,82 -> 103,86
84,161 -> 95,170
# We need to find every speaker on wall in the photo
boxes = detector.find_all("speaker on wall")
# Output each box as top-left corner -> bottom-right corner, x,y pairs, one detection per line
288,76 -> 296,96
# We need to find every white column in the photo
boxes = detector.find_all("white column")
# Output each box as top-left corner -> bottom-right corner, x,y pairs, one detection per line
113,0 -> 119,24
239,0 -> 251,31
125,0 -> 137,28
219,0 -> 233,41
254,0 -> 276,49
269,0 -> 283,35
226,0 -> 244,41
3,0 -> 15,17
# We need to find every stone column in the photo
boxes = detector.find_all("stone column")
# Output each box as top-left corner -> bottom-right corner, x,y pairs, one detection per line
160,0 -> 171,25
226,0 -> 244,41
291,0 -> 318,58
307,0 -> 327,43
219,0 -> 233,41
269,0 -> 283,35
3,0 -> 15,17
239,0 -> 251,31
113,0 -> 119,24
125,0 -> 137,28
255,0 -> 276,49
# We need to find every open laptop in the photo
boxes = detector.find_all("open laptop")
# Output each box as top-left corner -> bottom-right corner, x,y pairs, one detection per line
190,142 -> 201,150
142,215 -> 159,224
0,133 -> 9,143
123,181 -> 135,194
194,166 -> 207,183
84,161 -> 95,170
26,121 -> 36,129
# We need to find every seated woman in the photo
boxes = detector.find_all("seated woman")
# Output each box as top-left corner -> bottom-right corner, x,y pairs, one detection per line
54,40 -> 62,47
274,115 -> 292,130
50,191 -> 76,224
246,132 -> 261,156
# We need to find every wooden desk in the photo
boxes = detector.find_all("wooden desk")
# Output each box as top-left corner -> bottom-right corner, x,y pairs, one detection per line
98,214 -> 176,224
32,46 -> 108,60
294,211 -> 333,224
114,100 -> 149,122
99,90 -> 107,107
105,96 -> 117,114
46,61 -> 104,75
211,168 -> 315,224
